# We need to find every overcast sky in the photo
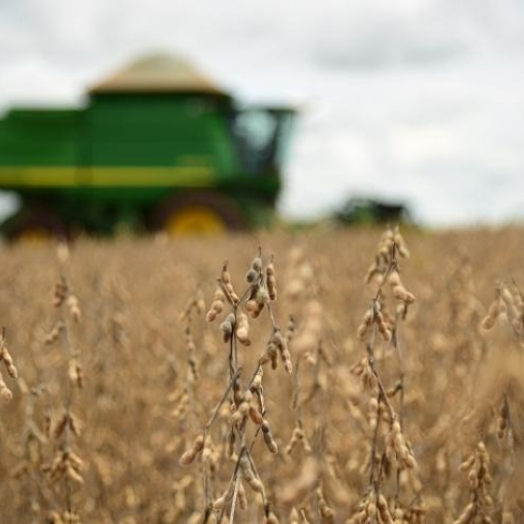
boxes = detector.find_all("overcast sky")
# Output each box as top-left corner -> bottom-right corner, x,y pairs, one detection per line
1,0 -> 524,226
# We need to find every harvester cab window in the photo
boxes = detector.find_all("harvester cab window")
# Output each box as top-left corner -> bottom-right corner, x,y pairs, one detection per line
231,108 -> 295,176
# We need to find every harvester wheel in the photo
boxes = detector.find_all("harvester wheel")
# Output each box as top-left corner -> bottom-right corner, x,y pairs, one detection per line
5,209 -> 67,243
153,192 -> 246,235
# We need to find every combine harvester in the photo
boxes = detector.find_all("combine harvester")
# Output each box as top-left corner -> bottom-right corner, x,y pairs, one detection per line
0,53 -> 295,238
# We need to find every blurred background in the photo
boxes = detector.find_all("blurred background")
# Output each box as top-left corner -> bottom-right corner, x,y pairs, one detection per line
1,0 -> 524,232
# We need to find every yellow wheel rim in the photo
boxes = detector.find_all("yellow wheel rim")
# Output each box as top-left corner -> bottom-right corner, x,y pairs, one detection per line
164,206 -> 227,235
18,227 -> 53,243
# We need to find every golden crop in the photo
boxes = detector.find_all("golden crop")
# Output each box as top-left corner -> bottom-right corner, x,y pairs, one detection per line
0,226 -> 523,524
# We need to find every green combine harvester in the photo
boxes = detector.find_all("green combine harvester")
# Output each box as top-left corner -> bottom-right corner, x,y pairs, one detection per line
0,53 -> 295,238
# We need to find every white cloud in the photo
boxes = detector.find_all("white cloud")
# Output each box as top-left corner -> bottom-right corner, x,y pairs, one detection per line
1,0 -> 524,227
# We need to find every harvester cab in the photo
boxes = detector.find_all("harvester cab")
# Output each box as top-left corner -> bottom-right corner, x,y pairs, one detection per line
231,107 -> 295,176
0,53 -> 297,239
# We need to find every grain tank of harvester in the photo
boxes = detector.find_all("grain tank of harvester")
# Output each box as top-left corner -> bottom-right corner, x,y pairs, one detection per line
0,53 -> 296,238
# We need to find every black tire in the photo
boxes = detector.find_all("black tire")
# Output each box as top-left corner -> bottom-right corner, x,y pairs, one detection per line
152,191 -> 247,234
4,207 -> 67,242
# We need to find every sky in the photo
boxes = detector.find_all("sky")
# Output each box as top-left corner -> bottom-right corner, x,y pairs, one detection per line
1,0 -> 524,227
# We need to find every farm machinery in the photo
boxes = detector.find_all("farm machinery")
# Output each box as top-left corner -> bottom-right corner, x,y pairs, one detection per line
0,53 -> 295,238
